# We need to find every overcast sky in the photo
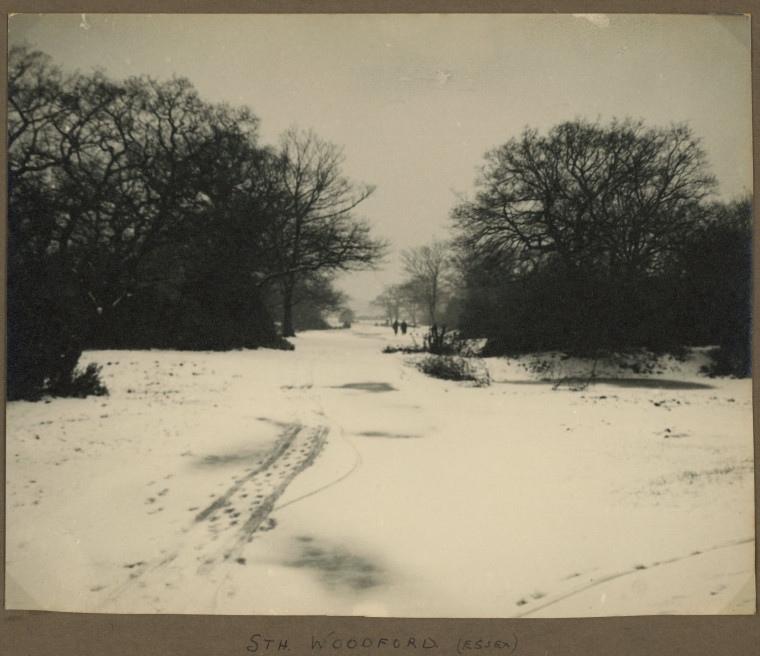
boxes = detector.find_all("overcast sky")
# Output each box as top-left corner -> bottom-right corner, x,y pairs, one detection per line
10,13 -> 752,312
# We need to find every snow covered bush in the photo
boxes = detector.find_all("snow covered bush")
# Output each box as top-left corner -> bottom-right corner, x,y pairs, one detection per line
421,325 -> 480,356
382,344 -> 425,354
416,355 -> 489,385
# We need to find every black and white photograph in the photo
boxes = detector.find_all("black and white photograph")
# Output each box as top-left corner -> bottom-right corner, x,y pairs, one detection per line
5,13 -> 754,618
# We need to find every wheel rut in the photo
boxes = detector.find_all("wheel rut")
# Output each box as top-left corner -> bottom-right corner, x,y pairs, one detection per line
513,536 -> 755,618
100,421 -> 328,610
195,422 -> 329,571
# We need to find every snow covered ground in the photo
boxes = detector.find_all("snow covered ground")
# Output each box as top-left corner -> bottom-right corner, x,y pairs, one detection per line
5,323 -> 755,616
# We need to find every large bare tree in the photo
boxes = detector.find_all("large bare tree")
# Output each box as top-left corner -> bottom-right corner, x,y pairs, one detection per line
450,117 -> 718,355
269,127 -> 387,336
452,118 -> 716,280
8,47 -> 274,397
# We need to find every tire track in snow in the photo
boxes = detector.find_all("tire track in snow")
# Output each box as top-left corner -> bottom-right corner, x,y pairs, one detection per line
514,536 -> 755,618
204,430 -> 365,613
194,423 -> 303,524
196,423 -> 329,572
99,421 -> 328,610
274,426 -> 363,513
103,346 -> 366,611
195,355 -> 333,570
270,354 -> 366,513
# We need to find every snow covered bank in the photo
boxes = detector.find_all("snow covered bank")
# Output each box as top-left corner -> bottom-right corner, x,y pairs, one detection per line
5,324 -> 755,616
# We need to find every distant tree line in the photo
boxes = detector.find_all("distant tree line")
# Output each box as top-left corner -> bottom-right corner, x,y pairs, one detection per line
8,45 -> 385,400
449,118 -> 751,376
372,239 -> 455,328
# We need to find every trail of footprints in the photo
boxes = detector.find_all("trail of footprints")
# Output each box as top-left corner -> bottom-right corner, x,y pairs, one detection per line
108,423 -> 328,605
192,422 -> 329,572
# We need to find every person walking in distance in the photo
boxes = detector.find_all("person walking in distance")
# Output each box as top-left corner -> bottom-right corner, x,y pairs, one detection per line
392,320 -> 399,335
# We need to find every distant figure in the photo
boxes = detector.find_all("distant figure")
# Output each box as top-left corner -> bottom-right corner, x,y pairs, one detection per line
392,320 -> 399,335
400,321 -> 408,335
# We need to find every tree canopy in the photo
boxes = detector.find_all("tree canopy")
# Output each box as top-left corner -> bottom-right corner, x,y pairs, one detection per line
452,118 -> 716,280
266,127 -> 387,336
7,45 -> 385,399
400,240 -> 452,325
450,117 -> 750,371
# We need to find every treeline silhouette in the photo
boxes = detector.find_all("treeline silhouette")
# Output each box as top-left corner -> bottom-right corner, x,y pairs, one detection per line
8,46 -> 384,400
450,118 -> 752,376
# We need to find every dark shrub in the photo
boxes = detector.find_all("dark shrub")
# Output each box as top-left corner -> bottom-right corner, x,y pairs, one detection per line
702,346 -> 752,378
271,337 -> 296,351
423,325 -> 471,356
61,363 -> 109,398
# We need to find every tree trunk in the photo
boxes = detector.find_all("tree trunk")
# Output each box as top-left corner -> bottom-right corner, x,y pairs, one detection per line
281,275 -> 296,337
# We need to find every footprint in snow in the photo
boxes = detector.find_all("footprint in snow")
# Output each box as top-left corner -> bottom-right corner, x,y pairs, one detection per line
258,518 -> 277,532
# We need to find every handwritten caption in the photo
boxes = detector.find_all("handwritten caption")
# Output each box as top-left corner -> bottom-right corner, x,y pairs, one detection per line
245,631 -> 518,654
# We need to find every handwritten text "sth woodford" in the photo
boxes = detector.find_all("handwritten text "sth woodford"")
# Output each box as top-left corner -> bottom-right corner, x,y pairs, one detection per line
246,631 -> 517,653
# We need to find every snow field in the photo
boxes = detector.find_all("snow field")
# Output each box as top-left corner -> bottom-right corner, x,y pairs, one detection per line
5,324 -> 755,616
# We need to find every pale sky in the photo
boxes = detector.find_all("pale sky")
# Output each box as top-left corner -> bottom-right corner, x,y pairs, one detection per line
9,13 -> 753,312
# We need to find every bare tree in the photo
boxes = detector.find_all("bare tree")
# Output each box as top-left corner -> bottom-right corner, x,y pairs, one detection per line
269,127 -> 387,336
8,49 -> 132,397
452,118 -> 716,281
401,240 -> 452,325
398,281 -> 423,326
8,48 -> 276,397
371,285 -> 402,324
450,117 -> 718,354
